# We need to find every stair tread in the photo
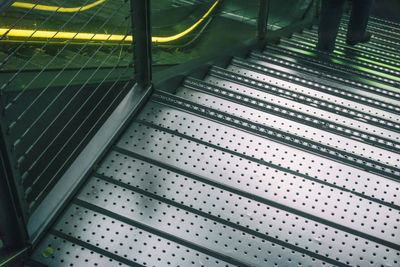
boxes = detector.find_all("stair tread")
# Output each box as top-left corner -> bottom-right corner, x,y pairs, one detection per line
32,17 -> 400,267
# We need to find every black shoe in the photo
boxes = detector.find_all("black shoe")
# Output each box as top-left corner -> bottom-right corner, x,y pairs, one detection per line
316,43 -> 334,53
316,47 -> 333,53
346,32 -> 372,46
360,32 -> 372,43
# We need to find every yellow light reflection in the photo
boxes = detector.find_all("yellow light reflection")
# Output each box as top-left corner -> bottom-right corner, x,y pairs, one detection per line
1,0 -> 220,43
11,0 -> 107,12
152,0 -> 219,43
0,28 -> 132,41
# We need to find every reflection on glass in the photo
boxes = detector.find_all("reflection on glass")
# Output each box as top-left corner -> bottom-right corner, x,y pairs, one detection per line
151,0 -> 259,67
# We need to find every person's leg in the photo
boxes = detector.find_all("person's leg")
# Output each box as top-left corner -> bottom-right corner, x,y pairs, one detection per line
346,0 -> 374,44
317,0 -> 346,52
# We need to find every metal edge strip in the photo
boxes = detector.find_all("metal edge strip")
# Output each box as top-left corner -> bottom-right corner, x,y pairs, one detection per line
151,91 -> 400,181
183,76 -> 400,151
27,83 -> 152,245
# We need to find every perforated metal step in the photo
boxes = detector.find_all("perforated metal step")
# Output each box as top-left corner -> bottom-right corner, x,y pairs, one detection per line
277,40 -> 400,90
31,18 -> 400,267
340,17 -> 400,44
301,28 -> 400,61
248,50 -> 400,108
367,16 -> 400,34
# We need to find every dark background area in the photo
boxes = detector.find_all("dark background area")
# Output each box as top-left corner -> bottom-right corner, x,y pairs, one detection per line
372,0 -> 400,22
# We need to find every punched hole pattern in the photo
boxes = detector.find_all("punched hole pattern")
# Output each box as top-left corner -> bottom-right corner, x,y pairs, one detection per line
139,104 -> 400,207
117,121 -> 400,243
176,87 -> 399,168
204,73 -> 400,144
96,151 -> 400,267
31,235 -> 127,267
77,177 -> 327,267
54,204 -> 228,267
216,65 -> 400,138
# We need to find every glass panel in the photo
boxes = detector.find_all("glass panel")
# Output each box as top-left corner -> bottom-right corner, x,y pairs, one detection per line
0,0 -> 134,90
267,0 -> 313,31
0,0 -> 135,215
151,0 -> 259,67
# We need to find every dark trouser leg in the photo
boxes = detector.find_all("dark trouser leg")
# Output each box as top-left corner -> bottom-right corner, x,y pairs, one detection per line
317,0 -> 346,52
346,0 -> 374,42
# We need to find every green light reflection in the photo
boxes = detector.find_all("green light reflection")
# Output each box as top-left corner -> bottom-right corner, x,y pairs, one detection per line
354,56 -> 400,72
359,78 -> 400,92
292,40 -> 400,82
295,38 -> 400,73
285,46 -> 316,57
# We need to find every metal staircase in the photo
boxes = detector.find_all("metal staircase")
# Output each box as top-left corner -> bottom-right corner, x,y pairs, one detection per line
30,17 -> 400,267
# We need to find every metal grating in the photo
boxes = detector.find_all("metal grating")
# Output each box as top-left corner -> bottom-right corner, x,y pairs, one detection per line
247,51 -> 400,110
96,151 -> 398,266
31,16 -> 400,267
31,234 -> 130,267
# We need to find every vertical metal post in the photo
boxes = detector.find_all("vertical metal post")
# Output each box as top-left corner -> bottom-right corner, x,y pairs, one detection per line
0,127 -> 28,251
130,0 -> 152,90
257,0 -> 269,40
0,84 -> 28,254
